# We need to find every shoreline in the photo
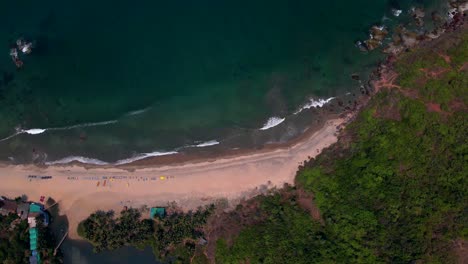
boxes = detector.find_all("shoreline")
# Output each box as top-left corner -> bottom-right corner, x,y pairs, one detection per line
0,94 -> 347,167
0,116 -> 348,240
1,0 -> 463,244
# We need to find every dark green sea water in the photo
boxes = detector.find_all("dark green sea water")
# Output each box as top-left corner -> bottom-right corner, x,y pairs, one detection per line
0,0 -> 445,164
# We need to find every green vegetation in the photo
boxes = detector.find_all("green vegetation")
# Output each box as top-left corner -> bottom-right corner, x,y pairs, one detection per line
36,218 -> 63,264
77,209 -> 153,252
76,31 -> 467,264
78,205 -> 215,262
150,205 -> 214,260
395,33 -> 467,109
216,191 -> 333,264
215,32 -> 467,263
0,213 -> 29,264
0,211 -> 62,263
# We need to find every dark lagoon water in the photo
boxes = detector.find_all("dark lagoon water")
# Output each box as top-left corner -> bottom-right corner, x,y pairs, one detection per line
0,0 -> 446,164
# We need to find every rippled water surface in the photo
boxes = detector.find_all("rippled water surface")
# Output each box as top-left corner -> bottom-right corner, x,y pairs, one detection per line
0,0 -> 444,163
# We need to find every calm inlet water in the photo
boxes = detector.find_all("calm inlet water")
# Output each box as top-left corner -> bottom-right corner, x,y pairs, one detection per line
0,0 -> 444,163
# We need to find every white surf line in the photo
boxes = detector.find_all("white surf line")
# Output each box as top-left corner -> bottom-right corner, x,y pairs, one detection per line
45,151 -> 179,166
124,107 -> 151,117
0,120 -> 118,142
194,140 -> 220,147
0,132 -> 22,143
114,151 -> 178,165
47,120 -> 118,131
259,116 -> 286,131
45,156 -> 110,166
294,97 -> 335,115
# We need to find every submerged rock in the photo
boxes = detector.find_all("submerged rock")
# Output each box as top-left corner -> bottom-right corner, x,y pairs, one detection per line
431,11 -> 445,28
383,43 -> 405,54
401,30 -> 420,47
426,27 -> 446,39
410,7 -> 426,27
355,41 -> 368,52
351,74 -> 360,81
363,26 -> 389,51
449,0 -> 468,12
364,39 -> 382,51
382,25 -> 427,54
370,26 -> 389,41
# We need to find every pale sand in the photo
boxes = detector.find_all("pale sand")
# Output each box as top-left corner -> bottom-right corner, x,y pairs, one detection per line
0,119 -> 343,239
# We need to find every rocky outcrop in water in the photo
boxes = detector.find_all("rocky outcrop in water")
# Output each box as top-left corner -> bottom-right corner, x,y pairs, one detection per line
358,1 -> 466,55
410,7 -> 426,27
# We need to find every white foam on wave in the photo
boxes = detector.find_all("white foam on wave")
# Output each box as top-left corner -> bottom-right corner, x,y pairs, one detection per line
382,15 -> 392,22
125,108 -> 150,117
0,120 -> 118,142
392,9 -> 402,17
195,140 -> 220,147
114,151 -> 178,165
259,117 -> 285,131
294,97 -> 335,115
0,133 -> 20,142
45,151 -> 178,166
23,129 -> 47,135
52,120 -> 117,131
45,156 -> 109,165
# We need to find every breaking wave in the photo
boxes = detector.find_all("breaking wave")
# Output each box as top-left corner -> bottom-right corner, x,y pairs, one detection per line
45,156 -> 109,165
194,140 -> 220,147
4,95 -> 338,165
124,107 -> 151,117
114,151 -> 178,165
391,8 -> 402,17
23,129 -> 47,135
294,97 -> 335,115
0,120 -> 117,142
50,120 -> 118,131
259,117 -> 285,131
45,151 -> 178,166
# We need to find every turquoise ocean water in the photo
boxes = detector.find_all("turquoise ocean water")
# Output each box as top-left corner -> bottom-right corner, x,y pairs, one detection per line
0,0 -> 445,164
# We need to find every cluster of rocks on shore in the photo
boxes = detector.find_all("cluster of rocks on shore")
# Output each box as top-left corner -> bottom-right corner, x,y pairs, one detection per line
356,0 -> 467,55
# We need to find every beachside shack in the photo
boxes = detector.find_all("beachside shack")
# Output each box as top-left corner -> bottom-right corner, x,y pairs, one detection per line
28,203 -> 47,264
150,207 -> 166,219
28,203 -> 49,226
29,227 -> 41,264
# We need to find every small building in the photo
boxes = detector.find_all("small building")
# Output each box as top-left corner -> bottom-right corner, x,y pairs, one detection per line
0,200 -> 18,216
28,212 -> 41,228
29,203 -> 49,226
150,207 -> 166,219
29,228 -> 41,264
29,228 -> 38,251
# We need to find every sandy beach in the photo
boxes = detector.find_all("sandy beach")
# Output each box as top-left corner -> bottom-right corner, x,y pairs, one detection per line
0,118 -> 344,239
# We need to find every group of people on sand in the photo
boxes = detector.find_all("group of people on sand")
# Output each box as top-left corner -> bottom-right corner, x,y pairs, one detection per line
10,38 -> 33,68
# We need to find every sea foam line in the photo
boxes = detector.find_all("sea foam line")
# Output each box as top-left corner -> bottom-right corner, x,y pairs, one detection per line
125,107 -> 151,117
294,97 -> 335,115
259,117 -> 286,131
45,151 -> 178,166
49,120 -> 118,131
194,140 -> 220,147
0,120 -> 118,142
45,156 -> 110,166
